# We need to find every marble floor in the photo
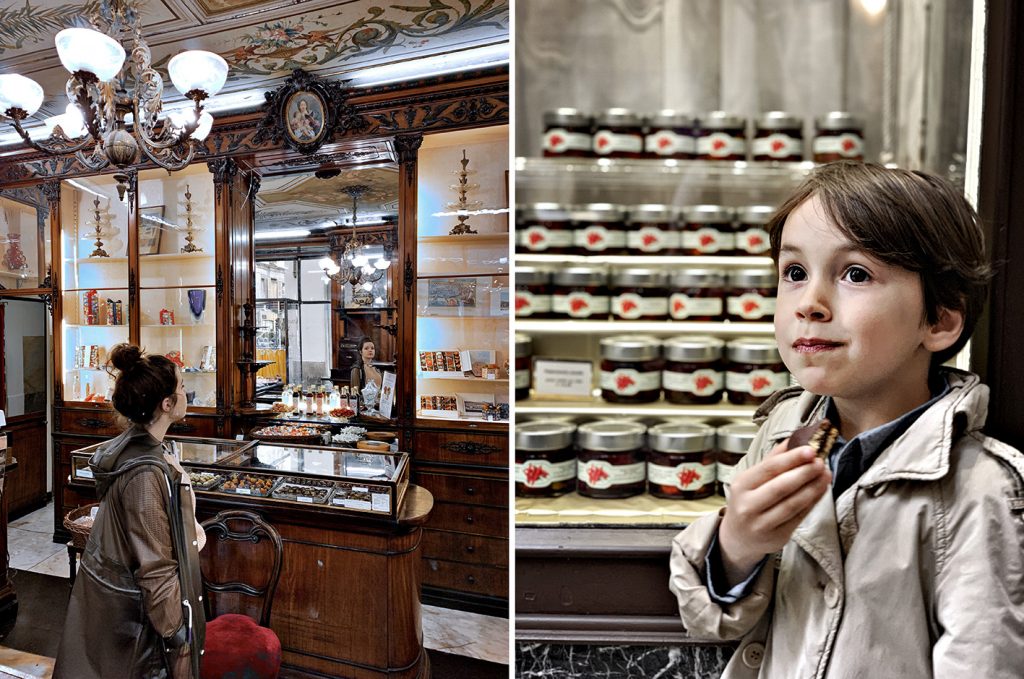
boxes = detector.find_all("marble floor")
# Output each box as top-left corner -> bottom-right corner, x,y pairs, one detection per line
7,502 -> 509,666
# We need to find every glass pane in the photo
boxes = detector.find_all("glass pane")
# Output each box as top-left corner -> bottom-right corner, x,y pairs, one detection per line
61,176 -> 128,290
298,303 -> 331,384
139,286 -> 216,407
416,275 -> 509,318
0,194 -> 44,289
61,290 -> 129,403
256,299 -> 292,390
138,165 -> 215,287
3,299 -> 47,416
299,258 -> 331,302
256,260 -> 299,300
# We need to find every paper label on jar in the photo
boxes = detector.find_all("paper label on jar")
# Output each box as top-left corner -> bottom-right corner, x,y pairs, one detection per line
648,461 -> 716,489
628,226 -> 679,252
515,369 -> 530,389
515,291 -> 551,317
611,293 -> 668,319
521,225 -> 573,252
752,133 -> 804,159
727,369 -> 789,396
593,130 -> 643,155
697,133 -> 747,158
717,462 -> 739,487
682,228 -> 734,253
543,128 -> 592,154
516,458 -> 576,488
813,133 -> 864,158
578,459 -> 646,489
727,293 -> 776,320
662,368 -> 723,396
645,130 -> 696,156
736,228 -> 771,254
600,368 -> 660,396
553,292 -> 610,318
669,294 -> 722,320
575,225 -> 626,252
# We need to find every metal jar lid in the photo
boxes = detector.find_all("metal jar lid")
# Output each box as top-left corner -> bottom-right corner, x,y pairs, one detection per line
756,111 -> 803,131
736,205 -> 776,225
553,266 -> 607,287
543,108 -> 591,128
599,334 -> 662,362
717,422 -> 759,454
515,333 -> 532,357
815,111 -> 864,131
516,267 -> 551,286
670,268 -> 726,288
516,419 -> 576,451
647,110 -> 695,128
610,268 -> 667,288
571,203 -> 625,223
664,335 -> 725,362
521,202 -> 571,222
683,204 -> 734,224
727,268 -> 778,288
577,420 -> 647,452
648,421 -> 716,453
698,111 -> 746,131
726,338 -> 783,364
627,204 -> 677,224
595,108 -> 642,127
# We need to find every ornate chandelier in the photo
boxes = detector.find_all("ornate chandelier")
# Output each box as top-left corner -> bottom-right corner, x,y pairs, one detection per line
0,0 -> 228,200
319,185 -> 392,291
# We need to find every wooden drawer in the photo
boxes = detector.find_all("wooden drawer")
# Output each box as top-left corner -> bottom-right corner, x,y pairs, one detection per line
168,416 -> 218,438
415,471 -> 507,508
427,502 -> 509,539
422,558 -> 508,597
414,430 -> 508,467
421,529 -> 508,566
58,408 -> 121,436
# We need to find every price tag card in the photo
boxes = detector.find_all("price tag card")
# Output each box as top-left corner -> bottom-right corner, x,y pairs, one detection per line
532,359 -> 594,399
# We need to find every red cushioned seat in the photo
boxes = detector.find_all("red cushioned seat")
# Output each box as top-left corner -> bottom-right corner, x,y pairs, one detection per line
200,613 -> 281,679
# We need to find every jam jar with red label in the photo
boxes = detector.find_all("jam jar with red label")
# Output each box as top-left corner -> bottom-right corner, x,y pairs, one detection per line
752,111 -> 804,162
515,334 -> 532,401
552,267 -> 609,319
696,112 -> 747,161
577,420 -> 647,499
662,336 -> 725,405
592,108 -> 644,158
725,338 -> 789,405
542,108 -> 593,158
515,267 -> 552,319
515,420 -> 577,497
610,269 -> 669,320
681,205 -> 736,255
735,206 -> 775,255
813,112 -> 865,163
716,421 -> 758,496
644,110 -> 696,159
518,202 -> 574,254
669,268 -> 726,321
726,268 -> 777,321
647,421 -> 717,499
599,335 -> 663,403
572,203 -> 628,255
626,204 -> 680,254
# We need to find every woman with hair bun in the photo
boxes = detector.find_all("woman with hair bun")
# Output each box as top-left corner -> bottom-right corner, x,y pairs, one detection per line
54,343 -> 206,679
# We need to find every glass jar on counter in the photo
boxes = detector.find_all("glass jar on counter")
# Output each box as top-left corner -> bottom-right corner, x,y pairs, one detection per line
515,420 -> 577,497
647,421 -> 717,500
752,111 -> 804,162
725,338 -> 789,405
681,205 -> 736,255
515,334 -> 532,401
517,202 -> 574,254
515,267 -> 552,319
735,206 -> 775,255
592,108 -> 645,158
626,204 -> 680,254
610,269 -> 669,320
662,336 -> 725,405
572,203 -> 628,255
716,421 -> 758,496
669,268 -> 726,321
644,110 -> 696,159
599,335 -> 662,404
813,112 -> 865,163
696,111 -> 747,161
542,108 -> 593,158
577,420 -> 648,499
551,267 -> 609,319
726,268 -> 778,321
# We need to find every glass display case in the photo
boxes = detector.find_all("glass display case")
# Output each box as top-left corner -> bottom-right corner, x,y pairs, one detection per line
0,191 -> 50,290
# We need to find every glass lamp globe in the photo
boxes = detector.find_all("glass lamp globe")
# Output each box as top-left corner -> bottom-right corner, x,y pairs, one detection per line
55,28 -> 126,82
0,74 -> 44,116
351,254 -> 370,269
191,111 -> 214,141
318,257 -> 340,275
374,258 -> 391,270
168,51 -> 229,98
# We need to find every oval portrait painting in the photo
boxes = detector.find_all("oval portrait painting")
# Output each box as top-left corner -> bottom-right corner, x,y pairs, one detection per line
285,91 -> 326,144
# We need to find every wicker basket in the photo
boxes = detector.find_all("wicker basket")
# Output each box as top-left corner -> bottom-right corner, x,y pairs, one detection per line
64,503 -> 100,549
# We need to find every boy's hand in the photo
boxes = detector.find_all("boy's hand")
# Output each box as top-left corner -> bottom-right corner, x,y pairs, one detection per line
717,439 -> 832,586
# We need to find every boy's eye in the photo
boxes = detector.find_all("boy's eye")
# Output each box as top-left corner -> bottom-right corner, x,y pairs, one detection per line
844,266 -> 871,283
782,264 -> 807,282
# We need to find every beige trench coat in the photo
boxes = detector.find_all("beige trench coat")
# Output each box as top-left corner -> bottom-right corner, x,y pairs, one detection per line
670,370 -> 1024,678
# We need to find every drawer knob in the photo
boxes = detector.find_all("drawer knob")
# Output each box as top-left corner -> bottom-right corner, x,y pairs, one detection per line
77,417 -> 108,430
465,486 -> 476,495
442,441 -> 499,456
467,575 -> 476,585
465,545 -> 476,554
464,515 -> 474,524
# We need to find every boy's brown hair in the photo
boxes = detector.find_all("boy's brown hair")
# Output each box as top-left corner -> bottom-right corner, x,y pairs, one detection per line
767,161 -> 992,366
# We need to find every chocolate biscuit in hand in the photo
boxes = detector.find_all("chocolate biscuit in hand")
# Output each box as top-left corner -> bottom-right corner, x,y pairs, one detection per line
787,419 -> 839,460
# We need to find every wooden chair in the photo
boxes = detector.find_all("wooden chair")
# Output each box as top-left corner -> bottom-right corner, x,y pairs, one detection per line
199,509 -> 284,679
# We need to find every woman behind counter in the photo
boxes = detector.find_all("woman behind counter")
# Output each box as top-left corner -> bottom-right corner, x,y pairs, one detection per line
350,336 -> 383,392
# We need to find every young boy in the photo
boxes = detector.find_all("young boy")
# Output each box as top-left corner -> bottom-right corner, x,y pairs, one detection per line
670,162 -> 1024,678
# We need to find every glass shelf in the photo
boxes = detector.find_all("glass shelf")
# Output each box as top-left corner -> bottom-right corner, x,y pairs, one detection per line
515,254 -> 773,267
516,397 -> 756,419
515,320 -> 774,336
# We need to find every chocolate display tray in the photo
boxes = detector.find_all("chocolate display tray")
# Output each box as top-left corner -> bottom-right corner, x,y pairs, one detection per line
272,482 -> 332,504
330,481 -> 393,514
217,472 -> 280,497
187,471 -> 225,491
278,475 -> 335,488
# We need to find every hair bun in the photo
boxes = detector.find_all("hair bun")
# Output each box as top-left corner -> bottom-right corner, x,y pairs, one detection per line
109,343 -> 143,372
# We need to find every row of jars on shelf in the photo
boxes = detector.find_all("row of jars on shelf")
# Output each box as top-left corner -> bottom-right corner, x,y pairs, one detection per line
516,203 -> 774,256
542,108 -> 865,163
516,266 -> 777,322
515,334 -> 789,406
515,418 -> 758,500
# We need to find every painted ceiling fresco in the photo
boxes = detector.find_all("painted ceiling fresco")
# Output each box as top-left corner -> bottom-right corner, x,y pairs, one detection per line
255,167 -> 399,233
